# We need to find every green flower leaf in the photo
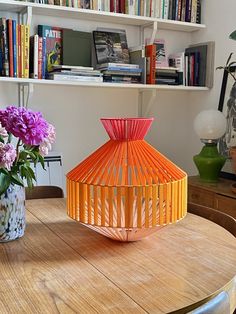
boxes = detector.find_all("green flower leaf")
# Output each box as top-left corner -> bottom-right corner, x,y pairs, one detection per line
0,173 -> 11,196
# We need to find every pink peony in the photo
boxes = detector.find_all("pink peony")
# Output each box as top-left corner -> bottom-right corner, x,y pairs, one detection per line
0,143 -> 17,170
0,106 -> 49,146
39,124 -> 56,156
0,122 -> 7,138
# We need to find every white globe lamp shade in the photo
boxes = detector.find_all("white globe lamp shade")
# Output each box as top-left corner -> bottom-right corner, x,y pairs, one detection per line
194,109 -> 226,140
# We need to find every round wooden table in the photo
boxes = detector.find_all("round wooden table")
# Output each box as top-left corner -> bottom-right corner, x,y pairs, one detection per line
0,199 -> 235,313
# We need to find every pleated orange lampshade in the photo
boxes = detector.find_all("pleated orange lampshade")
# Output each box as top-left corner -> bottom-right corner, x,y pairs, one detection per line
67,118 -> 187,242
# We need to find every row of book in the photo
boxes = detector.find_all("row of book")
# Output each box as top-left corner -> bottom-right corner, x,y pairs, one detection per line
145,41 -> 214,87
0,18 -> 30,78
17,0 -> 201,23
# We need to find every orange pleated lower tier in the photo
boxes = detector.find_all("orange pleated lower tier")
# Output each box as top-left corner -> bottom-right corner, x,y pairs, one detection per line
67,178 -> 187,241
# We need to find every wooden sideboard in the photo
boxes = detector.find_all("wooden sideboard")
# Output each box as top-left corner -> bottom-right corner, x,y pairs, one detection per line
188,176 -> 236,219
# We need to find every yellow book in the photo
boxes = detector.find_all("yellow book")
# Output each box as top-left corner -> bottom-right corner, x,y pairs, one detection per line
20,25 -> 25,78
24,25 -> 30,79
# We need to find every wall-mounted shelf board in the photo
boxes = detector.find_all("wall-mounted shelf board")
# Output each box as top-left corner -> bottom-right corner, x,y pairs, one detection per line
0,0 -> 206,31
0,77 -> 209,91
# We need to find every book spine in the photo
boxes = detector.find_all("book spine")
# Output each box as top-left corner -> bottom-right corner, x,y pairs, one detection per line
140,0 -> 144,15
160,0 -> 164,18
17,24 -> 21,78
175,0 -> 178,20
163,0 -> 169,19
168,0 -> 173,19
120,0 -> 125,13
42,37 -> 46,79
2,18 -> 9,77
196,0 -> 201,23
24,25 -> 30,78
177,0 -> 182,21
21,25 -> 25,78
172,0 -> 176,20
7,19 -> 13,77
185,0 -> 192,22
191,0 -> 197,23
181,0 -> 186,21
110,0 -> 114,12
115,0 -> 120,12
34,35 -> 39,79
145,44 -> 156,84
38,37 -> 43,79
12,20 -> 17,77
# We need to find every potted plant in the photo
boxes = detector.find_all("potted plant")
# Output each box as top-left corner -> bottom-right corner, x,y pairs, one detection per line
0,106 -> 55,242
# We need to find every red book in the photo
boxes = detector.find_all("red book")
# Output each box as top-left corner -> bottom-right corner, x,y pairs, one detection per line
110,0 -> 114,12
17,24 -> 21,78
145,44 -> 156,85
120,0 -> 125,13
115,0 -> 119,12
7,19 -> 13,77
38,37 -> 43,79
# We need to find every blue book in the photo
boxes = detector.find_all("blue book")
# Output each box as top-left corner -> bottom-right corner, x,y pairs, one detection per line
12,20 -> 17,78
42,37 -> 46,79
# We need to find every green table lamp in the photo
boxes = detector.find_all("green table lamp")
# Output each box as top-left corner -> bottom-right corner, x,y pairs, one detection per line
193,109 -> 227,182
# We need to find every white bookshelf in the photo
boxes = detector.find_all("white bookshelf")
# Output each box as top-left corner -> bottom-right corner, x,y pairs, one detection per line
0,0 -> 206,30
0,77 -> 209,91
0,0 -> 208,94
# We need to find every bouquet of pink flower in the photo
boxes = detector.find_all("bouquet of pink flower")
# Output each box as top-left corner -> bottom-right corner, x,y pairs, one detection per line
0,106 -> 55,195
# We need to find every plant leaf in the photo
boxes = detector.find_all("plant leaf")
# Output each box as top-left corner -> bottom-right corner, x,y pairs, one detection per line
226,53 -> 233,66
229,30 -> 236,41
10,174 -> 24,187
0,173 -> 11,196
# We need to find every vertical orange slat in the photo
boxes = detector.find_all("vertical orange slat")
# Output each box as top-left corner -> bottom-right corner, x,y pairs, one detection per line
128,187 -> 134,228
171,182 -> 175,223
75,182 -> 79,220
159,184 -> 164,225
137,186 -> 142,228
101,187 -> 106,226
166,183 -> 171,224
79,183 -> 85,222
117,187 -> 121,227
108,187 -> 113,226
87,185 -> 91,224
152,185 -> 157,227
145,186 -> 149,228
94,186 -> 98,225
125,188 -> 129,228
178,180 -> 182,220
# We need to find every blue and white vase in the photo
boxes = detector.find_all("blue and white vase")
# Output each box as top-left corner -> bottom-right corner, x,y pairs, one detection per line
0,185 -> 25,242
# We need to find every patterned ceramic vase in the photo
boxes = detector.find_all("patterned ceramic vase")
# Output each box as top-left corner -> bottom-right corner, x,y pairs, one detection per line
0,185 -> 26,242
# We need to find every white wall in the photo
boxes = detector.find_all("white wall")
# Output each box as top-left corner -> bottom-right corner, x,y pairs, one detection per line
0,1 -> 235,189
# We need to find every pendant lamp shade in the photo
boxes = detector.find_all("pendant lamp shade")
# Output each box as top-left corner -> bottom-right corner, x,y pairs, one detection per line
67,118 -> 187,242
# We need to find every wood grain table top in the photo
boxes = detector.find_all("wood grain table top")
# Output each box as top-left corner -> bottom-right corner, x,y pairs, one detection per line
0,198 -> 236,314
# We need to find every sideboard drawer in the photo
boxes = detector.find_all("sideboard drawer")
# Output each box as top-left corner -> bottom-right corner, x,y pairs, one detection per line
214,194 -> 236,219
188,186 -> 214,208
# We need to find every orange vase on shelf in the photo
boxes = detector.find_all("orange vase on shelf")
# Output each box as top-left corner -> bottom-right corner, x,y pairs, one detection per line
67,118 -> 187,242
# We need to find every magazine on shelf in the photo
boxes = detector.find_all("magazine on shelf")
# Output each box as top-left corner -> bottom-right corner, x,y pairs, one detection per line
93,29 -> 130,64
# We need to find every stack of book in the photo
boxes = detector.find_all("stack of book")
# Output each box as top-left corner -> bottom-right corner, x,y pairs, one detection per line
156,67 -> 181,85
0,18 -> 30,78
97,63 -> 142,84
18,0 -> 201,24
48,65 -> 103,82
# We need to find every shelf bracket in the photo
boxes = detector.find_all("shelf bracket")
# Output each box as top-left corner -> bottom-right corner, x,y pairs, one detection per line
138,89 -> 157,117
18,83 -> 34,108
18,6 -> 32,25
149,21 -> 158,45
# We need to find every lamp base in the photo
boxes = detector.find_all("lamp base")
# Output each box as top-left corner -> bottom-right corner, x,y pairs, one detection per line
193,143 -> 226,183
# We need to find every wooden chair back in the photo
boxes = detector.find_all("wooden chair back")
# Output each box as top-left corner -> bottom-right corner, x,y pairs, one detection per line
26,186 -> 64,200
188,202 -> 236,237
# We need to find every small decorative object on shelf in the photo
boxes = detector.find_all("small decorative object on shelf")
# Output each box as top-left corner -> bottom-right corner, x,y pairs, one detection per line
67,118 -> 187,242
193,109 -> 227,183
0,106 -> 55,242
